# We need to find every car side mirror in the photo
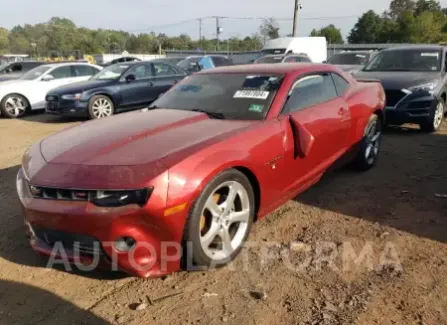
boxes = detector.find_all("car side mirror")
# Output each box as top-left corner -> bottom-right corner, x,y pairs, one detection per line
322,60 -> 327,63
41,74 -> 54,81
288,116 -> 315,158
125,74 -> 136,82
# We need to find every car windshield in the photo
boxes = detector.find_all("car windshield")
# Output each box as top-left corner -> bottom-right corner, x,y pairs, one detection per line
91,64 -> 129,80
328,53 -> 370,65
20,66 -> 52,80
256,56 -> 283,64
177,57 -> 201,70
150,73 -> 284,120
364,49 -> 442,72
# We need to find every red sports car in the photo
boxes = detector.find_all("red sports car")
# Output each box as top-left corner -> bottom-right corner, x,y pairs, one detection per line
17,64 -> 385,277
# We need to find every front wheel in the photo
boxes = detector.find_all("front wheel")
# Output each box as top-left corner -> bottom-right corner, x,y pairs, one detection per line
420,98 -> 444,133
0,94 -> 29,118
88,95 -> 114,119
353,114 -> 382,170
183,169 -> 255,268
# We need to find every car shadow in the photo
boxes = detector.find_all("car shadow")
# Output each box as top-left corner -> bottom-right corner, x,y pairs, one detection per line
19,110 -> 86,123
295,126 -> 447,243
0,279 -> 111,324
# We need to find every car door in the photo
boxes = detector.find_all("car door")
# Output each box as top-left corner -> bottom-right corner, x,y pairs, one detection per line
151,62 -> 186,99
29,65 -> 76,109
278,72 -> 351,195
119,62 -> 155,109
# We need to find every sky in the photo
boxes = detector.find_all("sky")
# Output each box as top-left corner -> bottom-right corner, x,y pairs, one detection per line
0,0 -> 443,40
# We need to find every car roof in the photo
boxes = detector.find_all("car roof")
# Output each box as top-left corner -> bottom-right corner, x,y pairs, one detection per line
382,45 -> 445,52
199,63 -> 331,75
40,62 -> 96,68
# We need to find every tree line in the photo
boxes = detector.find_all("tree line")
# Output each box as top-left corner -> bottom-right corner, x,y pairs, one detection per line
0,0 -> 446,57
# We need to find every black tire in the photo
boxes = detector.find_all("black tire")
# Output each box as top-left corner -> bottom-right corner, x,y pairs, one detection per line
420,98 -> 444,133
183,169 -> 255,268
352,114 -> 382,171
0,94 -> 29,118
88,95 -> 114,120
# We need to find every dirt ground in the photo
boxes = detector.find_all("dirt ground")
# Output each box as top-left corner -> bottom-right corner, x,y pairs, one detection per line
0,113 -> 446,325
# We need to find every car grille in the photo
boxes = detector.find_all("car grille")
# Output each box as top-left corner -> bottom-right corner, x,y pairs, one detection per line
46,95 -> 59,111
385,90 -> 406,107
29,185 -> 92,201
32,225 -> 104,256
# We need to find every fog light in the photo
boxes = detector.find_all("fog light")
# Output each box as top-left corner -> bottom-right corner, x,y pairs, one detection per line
114,237 -> 136,251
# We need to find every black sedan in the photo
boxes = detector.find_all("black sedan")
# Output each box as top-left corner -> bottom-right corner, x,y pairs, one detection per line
0,61 -> 46,82
355,46 -> 447,132
45,61 -> 187,119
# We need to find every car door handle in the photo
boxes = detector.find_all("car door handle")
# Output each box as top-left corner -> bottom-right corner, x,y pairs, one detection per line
172,79 -> 178,85
147,81 -> 154,87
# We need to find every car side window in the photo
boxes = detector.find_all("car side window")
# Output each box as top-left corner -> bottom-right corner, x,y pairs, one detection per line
331,73 -> 350,96
11,64 -> 22,72
125,63 -> 153,80
50,66 -> 73,79
153,63 -> 178,77
283,73 -> 338,114
73,65 -> 96,77
212,57 -> 227,67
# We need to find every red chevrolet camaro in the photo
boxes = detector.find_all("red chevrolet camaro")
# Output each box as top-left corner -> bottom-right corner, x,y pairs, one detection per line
16,63 -> 385,277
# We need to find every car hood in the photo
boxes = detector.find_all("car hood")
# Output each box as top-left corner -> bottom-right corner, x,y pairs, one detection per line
48,79 -> 116,94
40,108 -> 256,167
354,71 -> 442,89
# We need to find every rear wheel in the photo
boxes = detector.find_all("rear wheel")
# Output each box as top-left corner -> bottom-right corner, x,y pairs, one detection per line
0,94 -> 29,118
183,169 -> 255,268
88,95 -> 114,119
353,114 -> 382,170
420,98 -> 444,133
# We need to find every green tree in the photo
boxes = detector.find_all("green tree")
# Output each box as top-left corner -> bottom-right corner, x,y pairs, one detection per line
389,0 -> 415,18
310,24 -> 344,43
348,10 -> 384,43
0,28 -> 9,54
259,18 -> 280,41
415,0 -> 441,15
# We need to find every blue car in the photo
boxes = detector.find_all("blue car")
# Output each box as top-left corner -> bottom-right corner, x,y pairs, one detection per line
45,61 -> 187,119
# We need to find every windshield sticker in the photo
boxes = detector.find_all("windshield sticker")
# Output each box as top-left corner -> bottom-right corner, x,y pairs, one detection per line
421,53 -> 439,57
249,104 -> 265,112
234,90 -> 270,100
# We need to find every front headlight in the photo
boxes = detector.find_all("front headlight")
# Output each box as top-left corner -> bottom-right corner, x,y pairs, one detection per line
90,188 -> 153,207
61,93 -> 82,100
408,81 -> 438,93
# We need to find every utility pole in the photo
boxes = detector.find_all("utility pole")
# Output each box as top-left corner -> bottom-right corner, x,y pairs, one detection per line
198,18 -> 202,49
216,17 -> 220,51
292,0 -> 300,37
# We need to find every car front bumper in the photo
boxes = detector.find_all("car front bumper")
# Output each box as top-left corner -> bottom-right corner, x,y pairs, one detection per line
16,167 -> 188,278
45,98 -> 89,117
384,92 -> 438,125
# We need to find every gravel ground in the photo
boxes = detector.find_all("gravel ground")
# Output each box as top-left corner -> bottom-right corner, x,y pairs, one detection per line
0,113 -> 445,325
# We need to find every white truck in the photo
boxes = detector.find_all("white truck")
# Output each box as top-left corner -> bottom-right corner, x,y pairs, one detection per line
260,37 -> 327,63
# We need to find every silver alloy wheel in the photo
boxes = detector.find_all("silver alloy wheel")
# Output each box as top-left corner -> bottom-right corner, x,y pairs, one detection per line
364,120 -> 381,165
433,101 -> 444,129
92,98 -> 112,118
199,181 -> 250,261
5,96 -> 27,117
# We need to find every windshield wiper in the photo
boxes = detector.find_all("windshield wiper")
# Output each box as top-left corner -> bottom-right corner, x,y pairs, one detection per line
191,109 -> 225,119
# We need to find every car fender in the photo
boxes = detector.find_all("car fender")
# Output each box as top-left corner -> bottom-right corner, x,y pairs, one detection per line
85,89 -> 118,107
166,149 -> 261,209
